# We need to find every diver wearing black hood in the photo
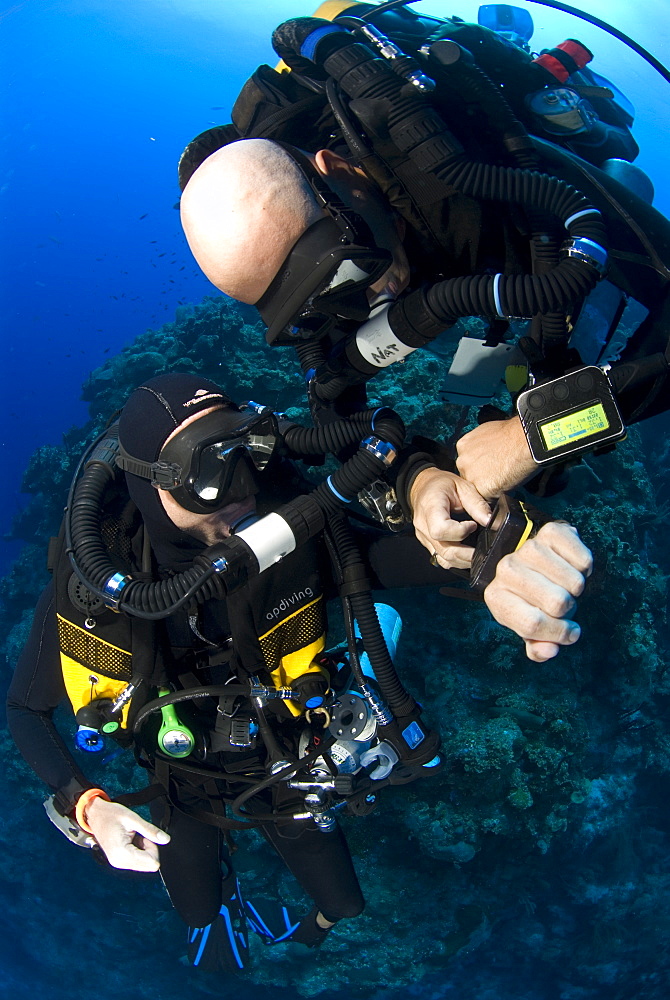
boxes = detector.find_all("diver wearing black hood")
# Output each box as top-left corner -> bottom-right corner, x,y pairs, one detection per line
119,375 -> 240,569
8,373 -> 368,969
7,372 -> 593,971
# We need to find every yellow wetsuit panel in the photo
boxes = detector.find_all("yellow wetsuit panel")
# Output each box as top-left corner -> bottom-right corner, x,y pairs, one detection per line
258,596 -> 327,716
57,614 -> 133,728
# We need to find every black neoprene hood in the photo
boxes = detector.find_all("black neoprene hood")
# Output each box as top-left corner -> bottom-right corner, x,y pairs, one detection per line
117,373 -> 239,570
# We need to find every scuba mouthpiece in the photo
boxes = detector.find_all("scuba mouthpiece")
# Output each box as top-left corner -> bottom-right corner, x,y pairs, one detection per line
256,4 -> 668,439
60,388 -> 439,834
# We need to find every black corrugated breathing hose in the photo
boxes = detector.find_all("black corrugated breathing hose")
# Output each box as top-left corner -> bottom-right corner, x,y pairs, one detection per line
274,20 -> 608,341
66,409 -> 405,620
326,511 -> 415,717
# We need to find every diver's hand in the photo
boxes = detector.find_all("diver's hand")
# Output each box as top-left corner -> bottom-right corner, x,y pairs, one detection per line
409,467 -> 491,570
85,797 -> 170,872
483,521 -> 593,662
456,417 -> 539,498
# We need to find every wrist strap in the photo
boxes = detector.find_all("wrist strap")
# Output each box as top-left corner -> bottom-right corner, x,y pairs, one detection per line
75,788 -> 111,834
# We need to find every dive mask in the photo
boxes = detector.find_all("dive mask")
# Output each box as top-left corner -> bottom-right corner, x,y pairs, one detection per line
255,147 -> 392,346
117,405 -> 279,514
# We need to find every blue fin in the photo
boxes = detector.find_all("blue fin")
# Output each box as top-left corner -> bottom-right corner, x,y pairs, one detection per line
187,878 -> 250,972
244,897 -> 301,945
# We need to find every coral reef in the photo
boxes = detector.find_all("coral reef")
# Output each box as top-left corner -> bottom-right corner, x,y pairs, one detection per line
2,297 -> 670,1000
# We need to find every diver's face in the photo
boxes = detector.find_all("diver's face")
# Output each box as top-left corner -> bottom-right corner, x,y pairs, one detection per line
312,148 -> 410,303
160,490 -> 257,544
157,405 -> 257,544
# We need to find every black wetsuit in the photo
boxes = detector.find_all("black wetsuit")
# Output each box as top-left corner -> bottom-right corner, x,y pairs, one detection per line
6,511 -> 452,929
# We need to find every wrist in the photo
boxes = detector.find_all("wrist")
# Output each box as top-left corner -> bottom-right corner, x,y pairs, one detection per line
52,777 -> 91,819
75,788 -> 111,834
391,447 -> 435,522
409,466 -> 457,514
504,416 -> 541,487
402,459 -> 437,516
509,414 -> 536,456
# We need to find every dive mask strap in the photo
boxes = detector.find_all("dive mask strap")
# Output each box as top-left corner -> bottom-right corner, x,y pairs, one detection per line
115,445 -> 183,489
271,141 -> 377,246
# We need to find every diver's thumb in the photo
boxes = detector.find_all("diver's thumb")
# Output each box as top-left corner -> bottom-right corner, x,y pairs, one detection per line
129,814 -> 171,846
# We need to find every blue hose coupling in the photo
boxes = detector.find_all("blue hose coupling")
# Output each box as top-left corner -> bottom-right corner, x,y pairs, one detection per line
102,572 -> 130,609
560,237 -> 608,276
300,24 -> 347,61
244,400 -> 267,415
361,436 -> 397,466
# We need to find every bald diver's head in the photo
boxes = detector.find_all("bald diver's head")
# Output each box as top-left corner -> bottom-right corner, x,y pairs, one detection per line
179,137 -> 409,312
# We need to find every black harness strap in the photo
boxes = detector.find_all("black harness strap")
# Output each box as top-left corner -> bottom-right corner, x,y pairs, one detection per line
114,784 -> 166,809
150,754 -> 266,831
247,94 -> 325,140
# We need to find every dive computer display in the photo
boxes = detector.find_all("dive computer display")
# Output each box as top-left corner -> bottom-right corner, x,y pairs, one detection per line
516,366 -> 625,464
